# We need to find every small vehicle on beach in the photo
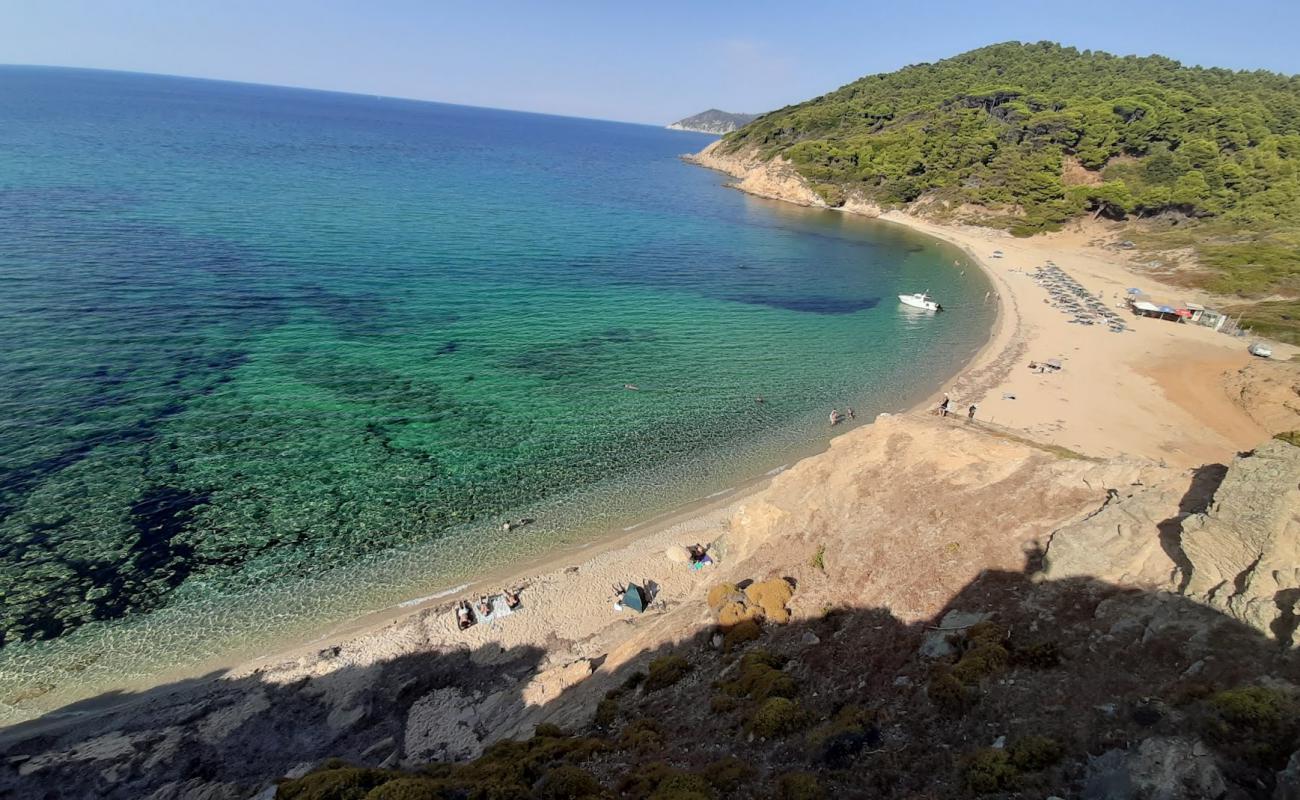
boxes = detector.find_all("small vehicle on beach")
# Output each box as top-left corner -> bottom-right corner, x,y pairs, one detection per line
1249,342 -> 1273,358
898,291 -> 943,312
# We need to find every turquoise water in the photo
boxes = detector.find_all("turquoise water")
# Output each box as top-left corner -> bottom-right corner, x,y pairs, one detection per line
0,66 -> 993,719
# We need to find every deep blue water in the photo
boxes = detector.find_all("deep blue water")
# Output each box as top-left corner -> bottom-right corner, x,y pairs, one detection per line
0,66 -> 993,718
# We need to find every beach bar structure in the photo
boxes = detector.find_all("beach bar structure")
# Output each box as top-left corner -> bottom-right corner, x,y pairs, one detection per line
1185,303 -> 1229,331
1128,296 -> 1231,331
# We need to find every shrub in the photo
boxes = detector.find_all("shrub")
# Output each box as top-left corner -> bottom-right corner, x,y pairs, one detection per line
621,671 -> 646,692
710,694 -> 740,713
950,643 -> 1009,685
1008,735 -> 1063,771
707,583 -> 741,610
747,697 -> 811,738
278,766 -> 393,800
774,771 -> 826,800
1275,430 -> 1300,447
961,748 -> 1019,793
364,777 -> 450,800
533,766 -> 604,799
1201,686 -> 1300,766
965,621 -> 1008,648
594,698 -> 619,727
533,723 -> 565,738
722,618 -> 761,652
703,756 -> 755,792
1010,640 -> 1061,669
810,705 -> 880,766
619,763 -> 713,800
620,718 -> 664,752
645,654 -> 692,692
719,651 -> 796,701
927,671 -> 973,713
649,773 -> 715,800
718,601 -> 759,627
744,578 -> 794,624
809,545 -> 826,572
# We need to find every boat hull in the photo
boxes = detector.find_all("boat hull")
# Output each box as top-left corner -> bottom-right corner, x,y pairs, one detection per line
898,294 -> 941,312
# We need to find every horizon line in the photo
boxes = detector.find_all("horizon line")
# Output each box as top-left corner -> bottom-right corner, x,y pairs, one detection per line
0,62 -> 720,130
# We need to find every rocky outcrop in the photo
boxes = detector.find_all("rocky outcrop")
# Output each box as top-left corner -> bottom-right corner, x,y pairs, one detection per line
1083,737 -> 1227,800
1045,437 -> 1300,646
1181,439 -> 1300,645
1041,483 -> 1183,588
685,140 -> 830,210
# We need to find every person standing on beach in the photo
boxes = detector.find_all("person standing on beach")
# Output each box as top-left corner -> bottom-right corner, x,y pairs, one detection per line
829,409 -> 841,426
846,407 -> 855,420
939,396 -> 950,417
967,403 -> 977,421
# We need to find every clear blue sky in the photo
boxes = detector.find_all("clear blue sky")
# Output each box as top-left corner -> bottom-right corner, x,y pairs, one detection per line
4,0 -> 1299,124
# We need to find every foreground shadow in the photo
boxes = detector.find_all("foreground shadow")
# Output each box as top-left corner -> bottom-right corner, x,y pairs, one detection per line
3,557 -> 1300,800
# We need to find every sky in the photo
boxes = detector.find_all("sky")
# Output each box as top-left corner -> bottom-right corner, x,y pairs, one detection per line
3,0 -> 1299,125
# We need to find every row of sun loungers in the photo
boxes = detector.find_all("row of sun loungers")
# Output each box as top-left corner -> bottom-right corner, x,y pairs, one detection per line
1031,264 -> 1130,333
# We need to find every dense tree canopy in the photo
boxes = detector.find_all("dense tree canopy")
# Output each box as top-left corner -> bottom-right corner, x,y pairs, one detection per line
722,42 -> 1300,302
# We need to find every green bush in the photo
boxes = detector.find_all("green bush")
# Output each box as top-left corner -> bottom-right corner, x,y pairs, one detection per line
278,766 -> 393,800
747,697 -> 811,738
1201,686 -> 1300,766
594,698 -> 619,727
962,748 -> 1019,794
774,772 -> 825,800
950,643 -> 1009,684
719,651 -> 797,701
703,756 -> 755,792
1008,735 -> 1063,771
619,718 -> 664,752
709,694 -> 740,713
645,654 -> 692,692
722,618 -> 761,652
649,773 -> 715,800
363,777 -> 449,799
533,765 -> 604,800
927,670 -> 973,713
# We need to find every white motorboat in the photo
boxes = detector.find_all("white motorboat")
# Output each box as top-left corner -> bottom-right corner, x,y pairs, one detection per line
898,292 -> 943,312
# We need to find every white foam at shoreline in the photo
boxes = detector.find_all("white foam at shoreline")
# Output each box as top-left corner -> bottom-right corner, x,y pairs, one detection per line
397,583 -> 470,608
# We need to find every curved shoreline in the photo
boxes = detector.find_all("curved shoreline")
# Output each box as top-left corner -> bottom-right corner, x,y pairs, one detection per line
6,139 -> 1271,734
0,183 -> 996,731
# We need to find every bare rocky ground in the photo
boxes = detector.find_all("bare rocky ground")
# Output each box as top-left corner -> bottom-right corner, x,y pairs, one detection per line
4,409 -> 1300,799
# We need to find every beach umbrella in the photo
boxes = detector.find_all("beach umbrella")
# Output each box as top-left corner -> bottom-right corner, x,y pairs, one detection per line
1126,288 -> 1142,294
1158,305 -> 1176,314
622,584 -> 648,613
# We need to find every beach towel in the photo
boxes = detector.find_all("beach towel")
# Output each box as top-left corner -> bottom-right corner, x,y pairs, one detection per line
471,596 -> 517,625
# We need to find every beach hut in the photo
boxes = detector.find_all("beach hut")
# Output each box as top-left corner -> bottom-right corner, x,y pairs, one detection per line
622,584 -> 648,613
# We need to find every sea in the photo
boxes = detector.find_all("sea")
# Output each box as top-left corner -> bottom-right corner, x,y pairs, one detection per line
0,66 -> 994,721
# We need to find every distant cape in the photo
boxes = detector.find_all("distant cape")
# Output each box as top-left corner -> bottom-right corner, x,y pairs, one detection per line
666,109 -> 756,135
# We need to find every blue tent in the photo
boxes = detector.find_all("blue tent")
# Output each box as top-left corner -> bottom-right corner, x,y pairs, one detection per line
622,584 -> 648,613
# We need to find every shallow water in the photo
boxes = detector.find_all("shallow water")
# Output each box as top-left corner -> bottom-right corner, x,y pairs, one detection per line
0,67 -> 994,720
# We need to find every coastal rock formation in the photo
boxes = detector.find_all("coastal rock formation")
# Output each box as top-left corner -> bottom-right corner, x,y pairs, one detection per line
1083,737 -> 1227,800
1045,435 -> 1300,646
1180,439 -> 1300,645
686,141 -> 828,209
1040,483 -> 1184,588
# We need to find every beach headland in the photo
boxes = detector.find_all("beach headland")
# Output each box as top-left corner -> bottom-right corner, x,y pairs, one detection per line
7,141 -> 1300,800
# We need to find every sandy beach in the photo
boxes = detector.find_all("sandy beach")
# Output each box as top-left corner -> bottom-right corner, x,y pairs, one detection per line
7,144 -> 1300,761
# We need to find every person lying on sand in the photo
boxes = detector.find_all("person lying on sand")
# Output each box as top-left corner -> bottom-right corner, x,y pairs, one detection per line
477,596 -> 492,616
504,588 -> 521,609
456,601 -> 474,630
